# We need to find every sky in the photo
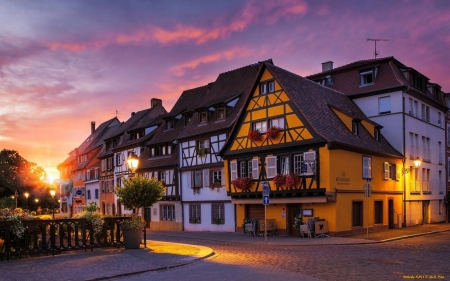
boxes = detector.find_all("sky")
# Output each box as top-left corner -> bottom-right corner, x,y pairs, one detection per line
1,0 -> 449,180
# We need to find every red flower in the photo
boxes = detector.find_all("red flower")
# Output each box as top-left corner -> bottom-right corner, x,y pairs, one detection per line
285,173 -> 300,188
232,177 -> 252,191
248,130 -> 262,142
266,126 -> 281,140
272,174 -> 286,188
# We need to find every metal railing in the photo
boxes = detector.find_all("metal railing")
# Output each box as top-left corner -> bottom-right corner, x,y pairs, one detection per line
0,217 -> 130,261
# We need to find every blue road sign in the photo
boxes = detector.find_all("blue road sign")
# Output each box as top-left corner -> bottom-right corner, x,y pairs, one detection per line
262,181 -> 270,196
263,195 -> 270,205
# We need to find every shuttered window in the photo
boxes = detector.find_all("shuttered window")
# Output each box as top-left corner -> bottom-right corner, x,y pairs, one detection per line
230,161 -> 238,181
252,158 -> 259,180
378,96 -> 391,114
265,156 -> 277,178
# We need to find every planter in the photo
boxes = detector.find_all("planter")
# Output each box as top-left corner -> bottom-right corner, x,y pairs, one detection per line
123,229 -> 142,249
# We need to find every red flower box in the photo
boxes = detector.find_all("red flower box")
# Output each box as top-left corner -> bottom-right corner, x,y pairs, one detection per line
232,177 -> 253,191
272,174 -> 286,189
248,130 -> 262,142
285,173 -> 300,188
266,126 -> 281,140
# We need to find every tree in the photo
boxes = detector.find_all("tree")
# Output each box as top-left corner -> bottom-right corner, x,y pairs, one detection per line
0,149 -> 49,201
115,177 -> 165,212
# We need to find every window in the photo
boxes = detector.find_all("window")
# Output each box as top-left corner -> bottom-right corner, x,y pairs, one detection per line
352,120 -> 359,135
270,117 -> 285,129
161,205 -> 175,221
211,203 -> 225,224
410,133 -> 415,158
352,201 -> 363,227
374,127 -> 380,141
360,70 -> 375,86
293,155 -> 302,174
252,121 -> 267,133
199,112 -> 208,123
362,156 -> 372,179
414,100 -> 418,117
116,154 -> 122,166
95,189 -> 99,199
260,80 -> 275,95
240,162 -> 246,178
374,201 -> 383,224
184,114 -> 191,126
408,98 -> 413,115
191,171 -> 202,188
378,96 -> 390,114
189,204 -> 201,223
166,120 -> 173,130
197,139 -> 210,154
265,156 -> 277,178
247,161 -> 253,179
383,162 -> 399,180
87,190 -> 91,200
216,108 -> 225,120
280,156 -> 289,175
421,104 -> 430,121
211,169 -> 222,186
438,112 -> 441,126
293,152 -> 316,175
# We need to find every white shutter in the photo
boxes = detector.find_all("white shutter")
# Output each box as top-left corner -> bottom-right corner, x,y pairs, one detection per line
395,164 -> 401,181
303,151 -> 316,175
203,169 -> 210,187
384,162 -> 389,180
230,161 -> 238,181
252,158 -> 259,180
221,168 -> 225,186
165,170 -> 170,185
101,159 -> 105,172
266,156 -> 277,178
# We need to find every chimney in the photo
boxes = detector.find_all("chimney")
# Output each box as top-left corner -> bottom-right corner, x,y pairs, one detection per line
151,98 -> 162,108
321,61 -> 334,72
91,121 -> 95,134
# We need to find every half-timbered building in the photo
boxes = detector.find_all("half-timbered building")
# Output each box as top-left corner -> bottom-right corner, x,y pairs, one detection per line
221,61 -> 404,236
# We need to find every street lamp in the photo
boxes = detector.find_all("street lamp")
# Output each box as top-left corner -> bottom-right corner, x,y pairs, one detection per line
127,151 -> 139,173
14,190 -> 18,209
24,192 -> 29,210
50,189 -> 56,219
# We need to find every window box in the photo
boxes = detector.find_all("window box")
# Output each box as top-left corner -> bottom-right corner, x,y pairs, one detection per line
273,174 -> 286,189
197,147 -> 206,157
266,126 -> 281,140
231,177 -> 252,191
285,173 -> 300,188
212,218 -> 224,225
189,218 -> 201,224
248,129 -> 262,142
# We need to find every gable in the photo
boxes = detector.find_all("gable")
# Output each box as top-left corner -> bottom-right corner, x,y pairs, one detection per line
230,69 -> 315,151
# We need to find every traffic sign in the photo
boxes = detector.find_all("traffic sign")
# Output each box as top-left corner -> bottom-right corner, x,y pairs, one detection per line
263,195 -> 270,205
261,181 -> 270,196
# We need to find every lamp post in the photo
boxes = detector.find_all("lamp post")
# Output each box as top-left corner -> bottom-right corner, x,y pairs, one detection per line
127,151 -> 139,174
402,157 -> 422,228
24,192 -> 29,210
50,189 -> 56,219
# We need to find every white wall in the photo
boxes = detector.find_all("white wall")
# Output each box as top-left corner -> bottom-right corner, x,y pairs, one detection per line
182,202 -> 235,232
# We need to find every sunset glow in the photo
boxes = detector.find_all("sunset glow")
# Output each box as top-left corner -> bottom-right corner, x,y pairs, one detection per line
1,0 -> 449,178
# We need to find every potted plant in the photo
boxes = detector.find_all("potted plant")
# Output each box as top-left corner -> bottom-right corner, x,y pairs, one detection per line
272,174 -> 286,189
115,177 -> 165,249
293,213 -> 304,233
211,180 -> 222,189
285,173 -> 300,189
266,126 -> 281,140
248,129 -> 262,142
231,177 -> 252,191
197,147 -> 206,157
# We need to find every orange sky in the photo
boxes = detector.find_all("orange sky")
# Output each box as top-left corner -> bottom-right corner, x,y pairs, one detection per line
1,0 -> 449,180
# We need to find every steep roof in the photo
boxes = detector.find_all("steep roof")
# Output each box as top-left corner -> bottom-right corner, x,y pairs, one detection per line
262,62 -> 402,158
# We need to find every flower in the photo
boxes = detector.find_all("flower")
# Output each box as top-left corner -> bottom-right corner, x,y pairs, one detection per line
266,126 -> 281,140
285,173 -> 300,188
120,215 -> 145,230
0,208 -> 36,238
272,174 -> 286,189
231,177 -> 253,191
75,204 -> 104,236
293,214 -> 303,231
248,129 -> 262,142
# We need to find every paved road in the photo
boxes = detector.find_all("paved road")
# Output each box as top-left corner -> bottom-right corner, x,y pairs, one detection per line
113,231 -> 450,281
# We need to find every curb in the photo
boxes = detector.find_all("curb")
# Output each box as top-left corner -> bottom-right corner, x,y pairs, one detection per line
379,228 -> 450,243
87,241 -> 215,281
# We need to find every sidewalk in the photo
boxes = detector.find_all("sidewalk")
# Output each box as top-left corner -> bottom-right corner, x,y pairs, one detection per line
0,223 -> 448,281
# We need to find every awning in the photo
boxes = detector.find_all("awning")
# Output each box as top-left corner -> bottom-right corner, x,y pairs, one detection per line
231,196 -> 328,205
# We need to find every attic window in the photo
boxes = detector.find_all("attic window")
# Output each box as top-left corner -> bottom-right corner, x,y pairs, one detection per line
360,69 -> 375,86
260,80 -> 275,95
216,107 -> 226,120
352,120 -> 359,136
184,114 -> 191,126
199,112 -> 208,123
318,75 -> 333,86
374,127 -> 380,141
166,120 -> 173,130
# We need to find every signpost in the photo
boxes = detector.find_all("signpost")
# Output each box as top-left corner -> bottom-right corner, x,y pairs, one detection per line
261,181 -> 270,242
364,178 -> 372,239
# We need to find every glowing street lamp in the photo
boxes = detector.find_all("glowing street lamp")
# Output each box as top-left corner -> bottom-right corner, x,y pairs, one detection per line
127,151 -> 139,173
24,192 -> 29,209
50,189 -> 56,219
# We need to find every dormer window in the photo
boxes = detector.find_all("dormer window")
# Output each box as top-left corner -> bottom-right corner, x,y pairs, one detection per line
259,80 -> 275,95
166,120 -> 173,130
352,119 -> 360,136
184,114 -> 191,126
360,69 -> 376,86
317,75 -> 333,86
216,107 -> 225,120
374,127 -> 380,141
199,111 -> 208,123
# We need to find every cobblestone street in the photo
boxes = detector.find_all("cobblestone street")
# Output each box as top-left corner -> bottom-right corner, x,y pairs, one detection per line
114,231 -> 450,281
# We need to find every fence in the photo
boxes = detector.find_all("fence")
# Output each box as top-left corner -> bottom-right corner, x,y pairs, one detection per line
0,217 -> 131,261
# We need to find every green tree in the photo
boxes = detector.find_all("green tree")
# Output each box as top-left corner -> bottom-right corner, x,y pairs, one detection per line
115,177 -> 165,212
0,149 -> 49,201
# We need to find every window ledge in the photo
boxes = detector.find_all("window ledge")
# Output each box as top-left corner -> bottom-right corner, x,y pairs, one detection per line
410,191 -> 421,195
422,191 -> 432,194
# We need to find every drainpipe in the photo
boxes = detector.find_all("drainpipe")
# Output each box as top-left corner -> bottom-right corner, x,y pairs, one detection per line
178,163 -> 185,231
402,93 -> 406,228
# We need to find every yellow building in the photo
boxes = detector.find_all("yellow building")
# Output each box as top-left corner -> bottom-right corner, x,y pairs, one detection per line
221,61 -> 403,236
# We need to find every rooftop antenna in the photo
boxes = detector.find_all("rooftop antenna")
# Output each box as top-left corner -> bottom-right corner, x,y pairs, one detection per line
367,38 -> 389,59
112,110 -> 120,118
